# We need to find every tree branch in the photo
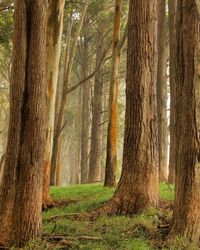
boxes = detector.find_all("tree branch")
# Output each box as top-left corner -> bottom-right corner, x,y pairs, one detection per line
66,49 -> 111,94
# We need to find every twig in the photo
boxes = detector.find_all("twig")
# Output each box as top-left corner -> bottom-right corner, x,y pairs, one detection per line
161,176 -> 174,194
78,236 -> 103,241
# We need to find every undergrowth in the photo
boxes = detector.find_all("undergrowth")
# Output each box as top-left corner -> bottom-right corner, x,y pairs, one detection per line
20,183 -> 199,250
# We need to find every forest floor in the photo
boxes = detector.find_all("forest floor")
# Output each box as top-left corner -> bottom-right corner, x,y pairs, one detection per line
22,184 -> 199,250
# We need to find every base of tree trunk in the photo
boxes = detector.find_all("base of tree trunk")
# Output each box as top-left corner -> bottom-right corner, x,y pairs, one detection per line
90,193 -> 158,219
42,196 -> 55,210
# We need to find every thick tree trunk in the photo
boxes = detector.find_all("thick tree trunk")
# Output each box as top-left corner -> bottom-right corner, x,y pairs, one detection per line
168,0 -> 177,184
104,0 -> 121,187
0,0 -> 47,247
43,0 -> 64,208
95,0 -> 159,215
50,2 -> 88,186
157,0 -> 168,181
88,23 -> 105,183
169,0 -> 200,243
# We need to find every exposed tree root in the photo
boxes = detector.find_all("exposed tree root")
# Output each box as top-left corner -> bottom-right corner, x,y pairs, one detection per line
42,197 -> 55,211
88,198 -> 122,220
42,198 -> 78,211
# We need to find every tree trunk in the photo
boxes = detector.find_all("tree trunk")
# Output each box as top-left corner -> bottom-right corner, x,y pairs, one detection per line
169,0 -> 200,243
88,22 -> 105,183
0,0 -> 47,247
157,0 -> 168,181
104,0 -> 121,187
43,0 -> 64,208
168,0 -> 177,184
50,2 -> 88,186
95,0 -> 159,215
80,14 -> 91,184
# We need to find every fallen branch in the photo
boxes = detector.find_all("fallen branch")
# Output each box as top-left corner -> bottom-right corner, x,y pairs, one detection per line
45,213 -> 81,222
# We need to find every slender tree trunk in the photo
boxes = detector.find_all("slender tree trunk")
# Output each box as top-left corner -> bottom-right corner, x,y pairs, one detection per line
95,0 -> 158,215
80,14 -> 91,184
104,0 -> 121,187
168,0 -> 177,184
169,0 -> 200,243
0,0 -> 47,247
50,3 -> 88,185
88,23 -> 105,183
43,0 -> 65,208
157,0 -> 168,181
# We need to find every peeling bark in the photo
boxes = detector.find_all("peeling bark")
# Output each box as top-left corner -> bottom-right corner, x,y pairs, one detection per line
43,0 -> 64,208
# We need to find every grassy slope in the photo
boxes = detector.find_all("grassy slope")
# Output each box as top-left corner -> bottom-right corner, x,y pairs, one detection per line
23,184 -> 199,250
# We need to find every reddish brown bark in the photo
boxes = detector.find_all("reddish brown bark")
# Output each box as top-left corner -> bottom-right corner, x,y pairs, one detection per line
170,0 -> 200,243
0,0 -> 47,247
94,0 -> 159,215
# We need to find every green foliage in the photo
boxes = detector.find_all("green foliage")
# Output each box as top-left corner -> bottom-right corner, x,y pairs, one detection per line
0,10 -> 13,50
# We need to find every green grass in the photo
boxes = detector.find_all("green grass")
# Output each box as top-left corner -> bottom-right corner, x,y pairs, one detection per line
21,183 -> 199,249
159,182 -> 174,201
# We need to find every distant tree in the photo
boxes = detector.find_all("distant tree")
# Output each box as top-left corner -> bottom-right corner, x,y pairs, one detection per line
168,0 -> 177,184
157,0 -> 168,181
0,0 -> 47,247
50,1 -> 88,186
88,19 -> 106,183
170,0 -> 200,243
80,12 -> 91,184
95,0 -> 158,215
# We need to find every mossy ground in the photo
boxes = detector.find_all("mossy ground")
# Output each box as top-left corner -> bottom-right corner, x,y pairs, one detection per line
20,183 -> 199,250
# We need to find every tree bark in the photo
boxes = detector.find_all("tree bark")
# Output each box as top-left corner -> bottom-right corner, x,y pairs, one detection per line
88,22 -> 105,183
169,0 -> 200,243
80,13 -> 91,184
168,0 -> 177,184
104,0 -> 121,187
0,0 -> 47,247
157,0 -> 168,181
43,0 -> 65,208
95,0 -> 159,215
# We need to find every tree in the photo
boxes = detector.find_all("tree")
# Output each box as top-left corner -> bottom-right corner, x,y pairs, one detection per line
104,0 -> 122,187
50,1 -> 88,186
169,0 -> 200,243
168,0 -> 177,184
80,13 -> 91,184
94,0 -> 158,215
43,0 -> 65,208
88,21 -> 105,183
157,0 -> 168,181
0,0 -> 47,247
